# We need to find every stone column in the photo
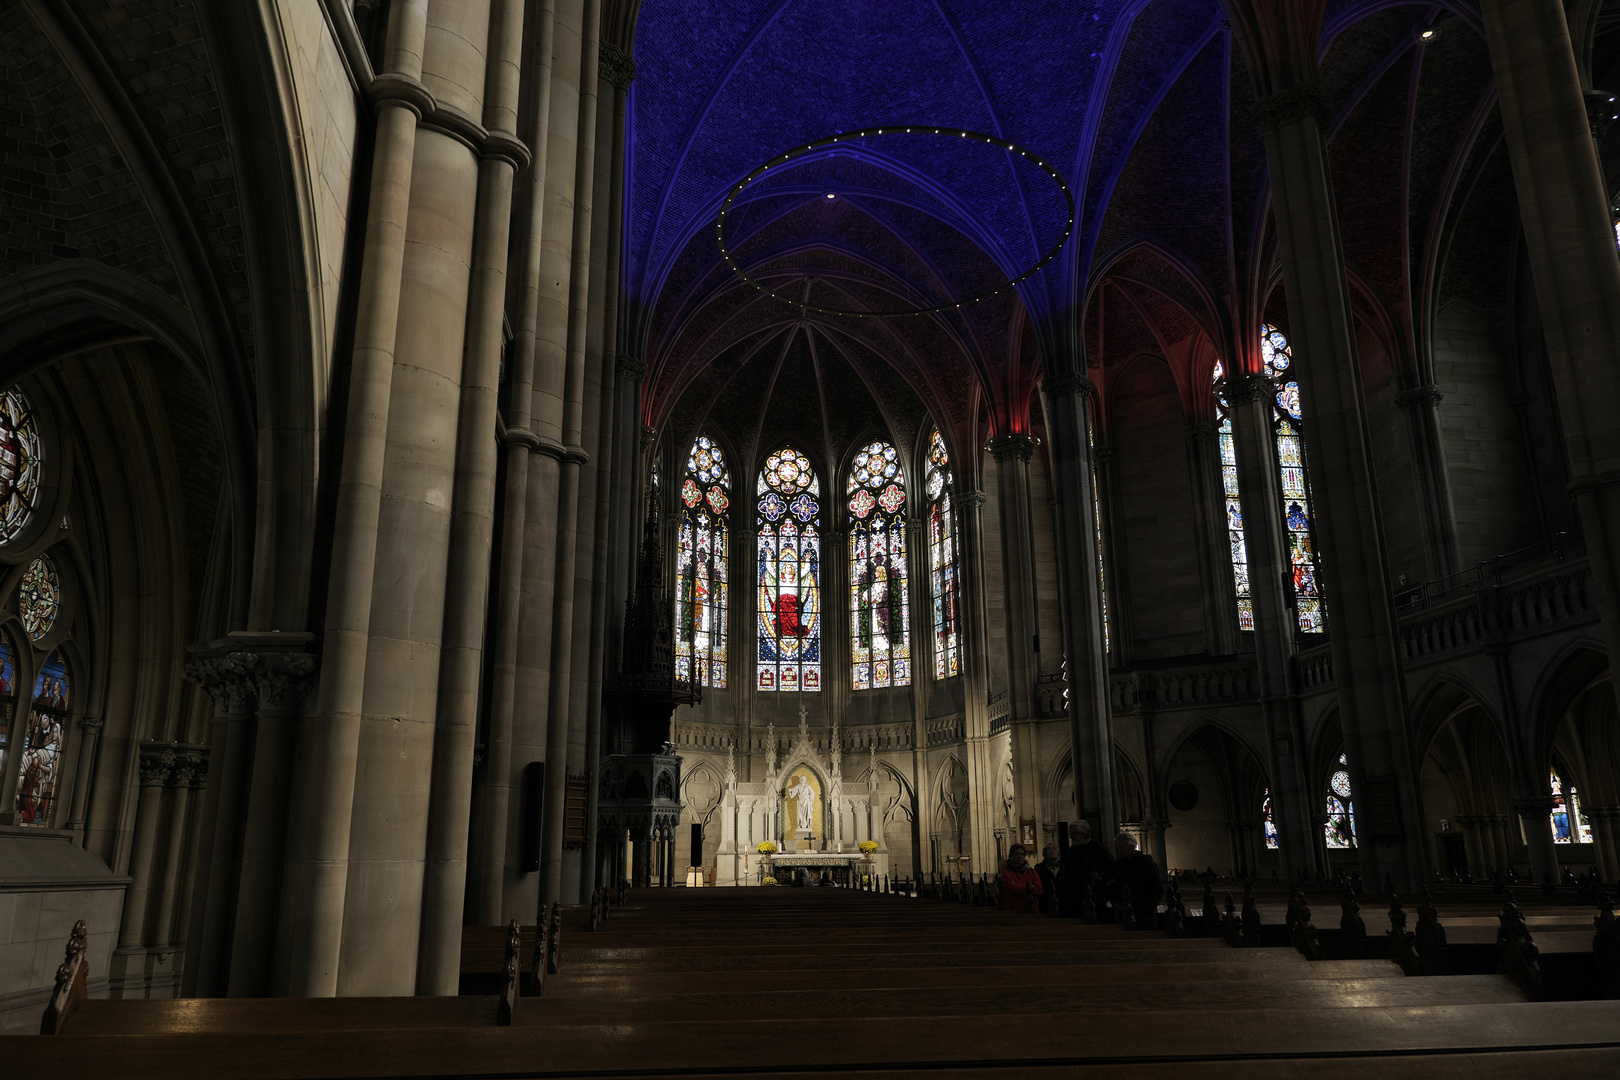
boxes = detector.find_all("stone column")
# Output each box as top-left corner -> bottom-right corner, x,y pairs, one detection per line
468,0 -> 561,929
62,714 -> 103,841
1228,375 -> 1315,878
231,647 -> 317,996
180,651 -> 257,997
538,0 -> 602,907
419,0 -> 529,995
1480,0 -> 1620,711
152,749 -> 204,949
1227,6 -> 1423,887
1183,420 -> 1238,655
119,746 -> 175,949
1039,373 -> 1117,838
280,0 -> 430,998
1490,813 -> 1514,875
989,435 -> 1039,723
1394,384 -> 1459,578
1514,796 -> 1560,884
953,483 -> 997,871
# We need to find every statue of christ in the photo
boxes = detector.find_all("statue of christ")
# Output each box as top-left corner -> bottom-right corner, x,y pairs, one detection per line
786,774 -> 816,833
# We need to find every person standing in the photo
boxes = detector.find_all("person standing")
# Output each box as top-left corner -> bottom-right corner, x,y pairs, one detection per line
1061,820 -> 1115,916
1035,843 -> 1063,916
999,845 -> 1043,913
1110,832 -> 1163,929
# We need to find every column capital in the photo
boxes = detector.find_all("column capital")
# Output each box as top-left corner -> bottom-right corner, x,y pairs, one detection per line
255,653 -> 318,712
138,745 -> 176,787
641,425 -> 658,450
986,434 -> 1034,463
1183,420 -> 1217,444
1042,370 -> 1095,399
599,43 -> 638,92
368,72 -> 436,119
183,651 -> 259,714
1230,374 -> 1274,406
1511,798 -> 1555,818
1395,384 -> 1444,411
616,353 -> 647,381
167,748 -> 206,788
956,488 -> 986,510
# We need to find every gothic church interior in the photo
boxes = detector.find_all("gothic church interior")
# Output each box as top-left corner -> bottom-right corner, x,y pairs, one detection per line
3,0 -> 1620,1069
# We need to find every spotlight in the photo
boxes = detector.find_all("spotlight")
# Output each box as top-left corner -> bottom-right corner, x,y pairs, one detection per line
824,191 -> 837,200
1419,25 -> 1440,41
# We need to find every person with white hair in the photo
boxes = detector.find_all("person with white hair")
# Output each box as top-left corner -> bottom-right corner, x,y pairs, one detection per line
1110,831 -> 1164,929
1059,819 -> 1114,916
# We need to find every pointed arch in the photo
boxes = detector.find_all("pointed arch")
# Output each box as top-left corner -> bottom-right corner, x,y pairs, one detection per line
675,433 -> 731,688
847,439 -> 910,689
755,445 -> 822,691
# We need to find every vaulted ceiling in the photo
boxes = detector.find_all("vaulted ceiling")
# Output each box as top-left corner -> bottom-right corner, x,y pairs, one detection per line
629,0 -> 1620,453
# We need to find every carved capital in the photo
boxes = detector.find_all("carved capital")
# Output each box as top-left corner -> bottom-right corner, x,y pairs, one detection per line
1092,443 -> 1115,466
1511,797 -> 1556,818
1042,370 -> 1095,399
956,488 -> 987,510
184,652 -> 260,715
255,653 -> 318,712
641,425 -> 658,450
168,750 -> 205,789
1585,90 -> 1618,144
1395,384 -> 1443,411
616,353 -> 647,380
79,715 -> 104,735
1183,420 -> 1216,443
1252,83 -> 1324,131
139,746 -> 176,787
986,434 -> 1034,463
1230,374 -> 1274,406
599,42 -> 638,92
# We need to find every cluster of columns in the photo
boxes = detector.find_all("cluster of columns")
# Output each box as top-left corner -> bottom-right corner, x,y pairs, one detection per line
181,0 -> 639,999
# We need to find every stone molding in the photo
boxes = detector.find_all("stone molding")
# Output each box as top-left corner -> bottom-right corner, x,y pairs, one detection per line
641,425 -> 658,450
1395,384 -> 1444,411
1511,797 -> 1556,817
502,427 -> 541,452
1042,370 -> 1095,399
600,43 -> 638,92
480,129 -> 533,172
367,72 -> 435,119
616,353 -> 647,380
986,434 -> 1034,462
1252,83 -> 1324,131
561,444 -> 590,467
79,715 -> 104,734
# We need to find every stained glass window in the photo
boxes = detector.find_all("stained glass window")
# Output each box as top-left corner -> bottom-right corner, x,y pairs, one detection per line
1550,768 -> 1592,844
926,431 -> 961,680
757,446 -> 821,692
17,649 -> 68,826
0,633 -> 14,802
1262,326 -> 1326,633
1324,752 -> 1356,849
0,388 -> 42,545
849,440 -> 909,689
18,552 -> 59,641
675,435 -> 729,688
1213,361 -> 1253,630
1263,789 -> 1278,850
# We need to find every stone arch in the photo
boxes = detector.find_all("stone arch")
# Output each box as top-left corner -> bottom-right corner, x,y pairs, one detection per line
1160,721 -> 1270,877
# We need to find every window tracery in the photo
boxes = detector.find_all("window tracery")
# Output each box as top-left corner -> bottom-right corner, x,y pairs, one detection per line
0,387 -> 43,545
1324,752 -> 1356,849
757,447 -> 821,691
675,435 -> 729,688
18,552 -> 60,642
1262,326 -> 1326,633
848,441 -> 909,689
926,431 -> 961,680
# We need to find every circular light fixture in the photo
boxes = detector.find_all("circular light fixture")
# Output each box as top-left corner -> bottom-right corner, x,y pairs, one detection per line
715,126 -> 1075,318
1418,25 -> 1440,40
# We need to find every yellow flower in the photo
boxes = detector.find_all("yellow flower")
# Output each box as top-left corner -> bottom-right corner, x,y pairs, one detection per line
756,841 -> 778,854
858,840 -> 878,854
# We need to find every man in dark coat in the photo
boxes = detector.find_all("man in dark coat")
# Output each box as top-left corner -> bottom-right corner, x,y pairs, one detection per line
1110,832 -> 1164,929
1060,820 -> 1115,917
1035,844 -> 1063,915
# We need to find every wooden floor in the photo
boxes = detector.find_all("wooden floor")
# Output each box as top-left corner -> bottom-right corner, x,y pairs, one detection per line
6,887 -> 1620,1078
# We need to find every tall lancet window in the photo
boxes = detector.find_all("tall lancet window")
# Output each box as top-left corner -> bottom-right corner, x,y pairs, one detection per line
1262,325 -> 1326,633
1213,360 -> 1253,630
757,446 -> 821,691
1324,752 -> 1356,850
926,430 -> 961,679
675,435 -> 729,688
849,440 -> 910,689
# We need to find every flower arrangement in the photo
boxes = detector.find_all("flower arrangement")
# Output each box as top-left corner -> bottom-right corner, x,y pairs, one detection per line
762,876 -> 778,886
756,841 -> 778,854
858,840 -> 878,855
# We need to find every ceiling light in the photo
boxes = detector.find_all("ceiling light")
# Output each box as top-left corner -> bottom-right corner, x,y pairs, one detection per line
1419,25 -> 1439,40
824,192 -> 837,200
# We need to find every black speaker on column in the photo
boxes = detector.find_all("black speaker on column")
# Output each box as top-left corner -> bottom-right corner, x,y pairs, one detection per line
521,761 -> 545,873
691,823 -> 703,869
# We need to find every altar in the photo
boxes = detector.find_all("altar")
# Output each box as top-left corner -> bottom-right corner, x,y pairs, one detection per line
768,852 -> 870,887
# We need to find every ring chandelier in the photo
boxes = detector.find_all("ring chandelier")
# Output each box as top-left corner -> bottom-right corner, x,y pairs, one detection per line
714,127 -> 1075,318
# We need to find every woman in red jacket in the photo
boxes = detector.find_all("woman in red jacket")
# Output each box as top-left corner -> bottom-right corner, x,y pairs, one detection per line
999,845 -> 1043,912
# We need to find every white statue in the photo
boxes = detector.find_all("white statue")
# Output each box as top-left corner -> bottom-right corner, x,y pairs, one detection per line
786,774 -> 816,833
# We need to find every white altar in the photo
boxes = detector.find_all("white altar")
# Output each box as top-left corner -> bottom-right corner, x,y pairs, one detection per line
713,701 -> 889,885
